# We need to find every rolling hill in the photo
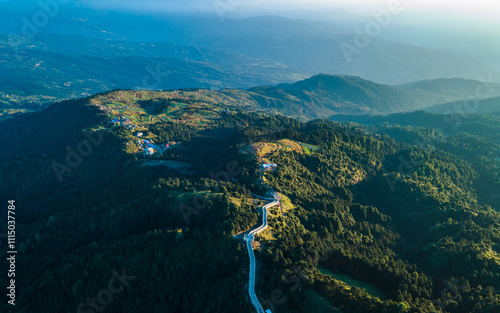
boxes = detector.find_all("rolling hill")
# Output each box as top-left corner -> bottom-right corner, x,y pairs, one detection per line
4,72 -> 500,122
246,74 -> 500,119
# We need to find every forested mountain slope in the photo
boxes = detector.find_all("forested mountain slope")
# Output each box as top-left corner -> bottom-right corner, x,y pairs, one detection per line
0,91 -> 499,313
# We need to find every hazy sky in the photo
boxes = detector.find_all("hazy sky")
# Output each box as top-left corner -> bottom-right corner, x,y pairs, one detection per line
79,0 -> 500,21
335,0 -> 500,20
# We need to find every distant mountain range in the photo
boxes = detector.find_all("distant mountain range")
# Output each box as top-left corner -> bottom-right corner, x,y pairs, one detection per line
4,71 -> 500,121
424,96 -> 500,114
2,5 -> 500,120
400,78 -> 500,102
1,4 -> 498,85
246,74 -> 500,119
0,34 -> 307,98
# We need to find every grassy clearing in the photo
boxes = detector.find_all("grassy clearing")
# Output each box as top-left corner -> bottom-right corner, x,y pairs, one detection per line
320,268 -> 387,300
305,289 -> 341,313
301,142 -> 320,153
256,228 -> 276,242
279,194 -> 295,214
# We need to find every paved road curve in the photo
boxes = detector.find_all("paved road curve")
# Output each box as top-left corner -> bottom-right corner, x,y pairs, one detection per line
244,197 -> 279,313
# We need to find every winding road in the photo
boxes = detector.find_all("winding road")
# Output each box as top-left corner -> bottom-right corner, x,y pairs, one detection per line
244,194 -> 279,313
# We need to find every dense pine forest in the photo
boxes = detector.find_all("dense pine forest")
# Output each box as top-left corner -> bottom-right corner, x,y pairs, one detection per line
0,91 -> 499,313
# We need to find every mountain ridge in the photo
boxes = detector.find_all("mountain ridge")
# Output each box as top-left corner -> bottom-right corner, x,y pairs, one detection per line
4,73 -> 500,122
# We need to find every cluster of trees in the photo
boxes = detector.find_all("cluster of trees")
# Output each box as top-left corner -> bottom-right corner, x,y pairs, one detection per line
251,119 -> 500,312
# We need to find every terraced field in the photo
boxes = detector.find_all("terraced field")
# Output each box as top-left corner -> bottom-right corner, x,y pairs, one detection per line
253,139 -> 319,162
0,92 -> 57,121
90,90 -> 245,129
